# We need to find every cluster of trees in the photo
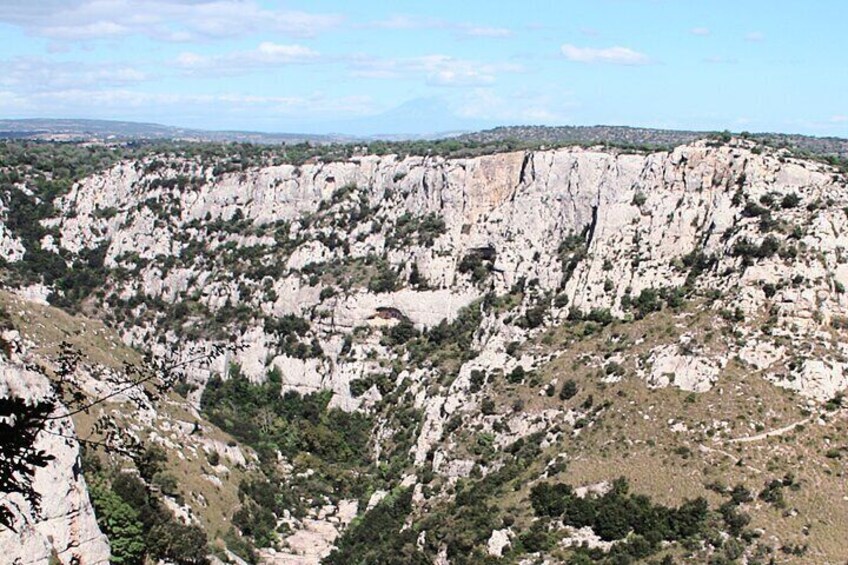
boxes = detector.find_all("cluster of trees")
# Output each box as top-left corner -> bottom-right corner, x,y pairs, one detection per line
0,142 -> 132,303
385,212 -> 447,249
402,299 -> 484,370
458,248 -> 497,284
84,447 -> 208,565
200,366 -> 371,465
199,365 -> 375,558
263,314 -> 323,359
531,477 -> 709,554
325,489 -> 428,564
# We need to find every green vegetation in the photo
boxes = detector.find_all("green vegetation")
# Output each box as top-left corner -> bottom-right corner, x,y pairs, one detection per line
458,248 -> 496,284
558,231 -> 589,288
199,366 -> 375,558
385,212 -> 447,249
84,448 -> 209,565
263,314 -> 322,359
0,141 -> 134,305
531,477 -> 708,543
326,488 -> 428,564
200,366 -> 370,465
404,298 -> 484,370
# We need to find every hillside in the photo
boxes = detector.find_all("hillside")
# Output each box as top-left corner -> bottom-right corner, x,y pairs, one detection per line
2,136 -> 848,564
458,125 -> 848,161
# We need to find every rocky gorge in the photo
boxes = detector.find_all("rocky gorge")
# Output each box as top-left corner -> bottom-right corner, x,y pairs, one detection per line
3,136 -> 848,563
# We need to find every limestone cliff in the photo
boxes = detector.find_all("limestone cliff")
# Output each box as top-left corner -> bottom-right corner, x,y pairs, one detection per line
48,139 -> 848,402
0,331 -> 110,565
4,137 -> 848,563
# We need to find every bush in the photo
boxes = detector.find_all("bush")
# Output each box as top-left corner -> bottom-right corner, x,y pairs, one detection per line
732,236 -> 780,260
325,489 -> 427,564
560,379 -> 578,400
458,250 -> 494,283
507,366 -> 526,384
368,261 -> 399,293
147,521 -> 209,564
781,193 -> 801,208
384,319 -> 419,346
586,308 -> 613,325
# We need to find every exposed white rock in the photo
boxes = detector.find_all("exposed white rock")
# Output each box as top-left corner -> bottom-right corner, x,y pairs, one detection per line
642,344 -> 726,392
45,140 -> 848,411
559,525 -> 614,551
0,332 -> 110,565
487,528 -> 513,557
0,222 -> 25,262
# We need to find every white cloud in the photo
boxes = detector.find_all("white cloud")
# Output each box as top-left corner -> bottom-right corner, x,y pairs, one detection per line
350,55 -> 521,87
370,15 -> 440,30
561,44 -> 650,65
174,42 -> 320,74
0,57 -> 148,92
745,31 -> 765,42
366,15 -> 512,39
454,88 -> 575,123
690,27 -> 710,36
253,42 -> 319,62
428,69 -> 495,87
1,87 -> 375,120
0,0 -> 342,42
831,115 -> 848,123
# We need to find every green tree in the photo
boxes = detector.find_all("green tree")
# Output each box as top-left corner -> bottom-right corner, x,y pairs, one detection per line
89,481 -> 146,565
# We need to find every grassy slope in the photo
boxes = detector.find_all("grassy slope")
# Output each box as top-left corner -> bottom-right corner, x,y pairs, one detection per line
437,302 -> 848,563
0,290 -> 253,546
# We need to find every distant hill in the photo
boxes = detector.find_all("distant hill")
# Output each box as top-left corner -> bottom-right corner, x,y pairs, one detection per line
0,118 -> 349,144
458,125 -> 848,159
2,119 -> 846,161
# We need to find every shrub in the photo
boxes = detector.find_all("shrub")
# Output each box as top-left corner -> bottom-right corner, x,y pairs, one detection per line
507,366 -> 526,384
325,489 -> 426,564
458,251 -> 494,283
560,379 -> 578,400
530,477 -> 708,546
368,261 -> 399,293
781,193 -> 801,208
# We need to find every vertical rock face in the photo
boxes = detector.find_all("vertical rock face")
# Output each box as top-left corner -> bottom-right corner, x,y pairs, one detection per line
45,139 -> 848,403
0,332 -> 110,565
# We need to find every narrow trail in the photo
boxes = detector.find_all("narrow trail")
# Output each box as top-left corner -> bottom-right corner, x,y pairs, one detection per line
724,417 -> 811,444
698,416 -> 814,473
698,444 -> 762,474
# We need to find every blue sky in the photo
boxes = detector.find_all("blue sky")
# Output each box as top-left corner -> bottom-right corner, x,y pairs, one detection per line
0,0 -> 845,136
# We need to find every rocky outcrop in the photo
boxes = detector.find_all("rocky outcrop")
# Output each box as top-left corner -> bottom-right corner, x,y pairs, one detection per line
0,331 -> 110,564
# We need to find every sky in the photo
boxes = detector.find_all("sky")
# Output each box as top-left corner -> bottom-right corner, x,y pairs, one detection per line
0,0 -> 846,136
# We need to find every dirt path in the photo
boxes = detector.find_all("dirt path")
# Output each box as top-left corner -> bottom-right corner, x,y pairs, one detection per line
698,444 -> 762,474
724,417 -> 811,444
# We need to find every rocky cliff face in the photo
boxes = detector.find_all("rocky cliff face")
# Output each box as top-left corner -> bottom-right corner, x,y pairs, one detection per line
5,137 -> 848,563
0,330 -> 110,565
48,139 -> 848,403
